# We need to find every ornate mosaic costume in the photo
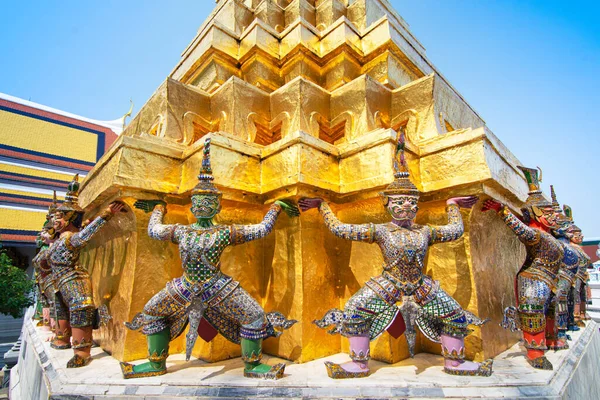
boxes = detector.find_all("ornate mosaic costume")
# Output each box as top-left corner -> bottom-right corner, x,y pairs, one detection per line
122,138 -> 297,380
549,186 -> 579,339
554,241 -> 579,340
568,244 -> 591,326
32,193 -> 58,328
48,175 -> 114,368
496,167 -> 564,370
572,248 -> 591,324
32,245 -> 55,327
548,193 -> 591,331
316,202 -> 484,343
50,215 -> 108,328
311,129 -> 491,379
128,203 -> 291,344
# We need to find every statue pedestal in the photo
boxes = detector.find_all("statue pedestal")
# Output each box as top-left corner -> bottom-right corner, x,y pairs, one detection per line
11,308 -> 600,399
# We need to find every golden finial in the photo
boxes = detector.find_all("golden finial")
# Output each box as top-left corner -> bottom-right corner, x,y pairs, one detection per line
122,99 -> 134,131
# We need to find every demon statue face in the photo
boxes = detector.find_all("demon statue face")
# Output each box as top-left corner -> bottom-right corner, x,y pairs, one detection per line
191,194 -> 221,220
385,194 -> 419,223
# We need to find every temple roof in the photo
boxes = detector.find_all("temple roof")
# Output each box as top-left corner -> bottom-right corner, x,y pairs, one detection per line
0,92 -> 121,245
0,92 -> 125,135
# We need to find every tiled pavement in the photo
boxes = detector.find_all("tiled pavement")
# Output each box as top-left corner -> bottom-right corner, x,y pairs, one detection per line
10,315 -> 600,399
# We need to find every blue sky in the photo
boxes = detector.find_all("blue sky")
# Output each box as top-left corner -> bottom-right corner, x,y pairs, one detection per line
1,1 -> 598,236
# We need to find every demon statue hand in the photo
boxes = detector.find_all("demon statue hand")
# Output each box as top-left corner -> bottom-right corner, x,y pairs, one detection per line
301,129 -> 492,379
121,138 -> 298,380
32,191 -> 59,331
48,174 -> 122,368
548,188 -> 590,332
483,167 -> 566,370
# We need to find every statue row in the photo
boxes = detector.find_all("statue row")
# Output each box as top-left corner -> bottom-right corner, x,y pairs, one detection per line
32,133 -> 591,380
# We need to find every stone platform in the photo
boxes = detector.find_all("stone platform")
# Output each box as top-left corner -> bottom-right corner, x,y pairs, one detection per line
10,311 -> 600,399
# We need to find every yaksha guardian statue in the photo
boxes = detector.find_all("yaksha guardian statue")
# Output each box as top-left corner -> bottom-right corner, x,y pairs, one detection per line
121,138 -> 299,380
549,186 -> 581,342
483,167 -> 564,370
300,129 -> 492,379
48,175 -> 121,368
548,193 -> 590,331
573,232 -> 592,325
569,226 -> 591,327
32,193 -> 59,331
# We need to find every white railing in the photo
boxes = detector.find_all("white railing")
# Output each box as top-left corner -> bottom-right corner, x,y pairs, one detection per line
588,271 -> 600,322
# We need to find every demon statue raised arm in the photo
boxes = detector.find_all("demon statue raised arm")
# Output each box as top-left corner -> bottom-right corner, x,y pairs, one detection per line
48,175 -> 122,368
120,138 -> 299,380
483,167 -> 565,370
300,129 -> 492,379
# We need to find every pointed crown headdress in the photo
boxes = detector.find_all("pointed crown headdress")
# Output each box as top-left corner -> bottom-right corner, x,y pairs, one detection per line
43,191 -> 59,230
37,191 -> 58,244
46,191 -> 58,220
550,185 -> 576,230
563,205 -> 581,232
379,126 -> 419,198
550,185 -> 561,213
192,138 -> 222,197
517,166 -> 552,209
57,174 -> 84,214
560,204 -> 581,232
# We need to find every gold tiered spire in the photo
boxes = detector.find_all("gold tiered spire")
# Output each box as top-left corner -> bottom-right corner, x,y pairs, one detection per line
175,0 -> 426,94
124,0 -> 484,147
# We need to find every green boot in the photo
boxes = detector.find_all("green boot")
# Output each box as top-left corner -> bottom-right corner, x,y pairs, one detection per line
120,328 -> 170,379
33,300 -> 44,323
241,338 -> 285,380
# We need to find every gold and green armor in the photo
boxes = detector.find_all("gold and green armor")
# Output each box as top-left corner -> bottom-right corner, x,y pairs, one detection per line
122,138 -> 297,379
125,203 -> 296,347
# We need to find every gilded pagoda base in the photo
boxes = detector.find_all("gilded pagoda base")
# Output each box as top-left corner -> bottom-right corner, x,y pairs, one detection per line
76,128 -> 526,364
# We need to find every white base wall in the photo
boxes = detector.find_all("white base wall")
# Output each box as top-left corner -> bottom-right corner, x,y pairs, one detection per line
10,310 -> 600,399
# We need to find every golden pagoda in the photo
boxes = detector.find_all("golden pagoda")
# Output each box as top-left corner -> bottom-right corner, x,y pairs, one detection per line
79,0 -> 527,364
